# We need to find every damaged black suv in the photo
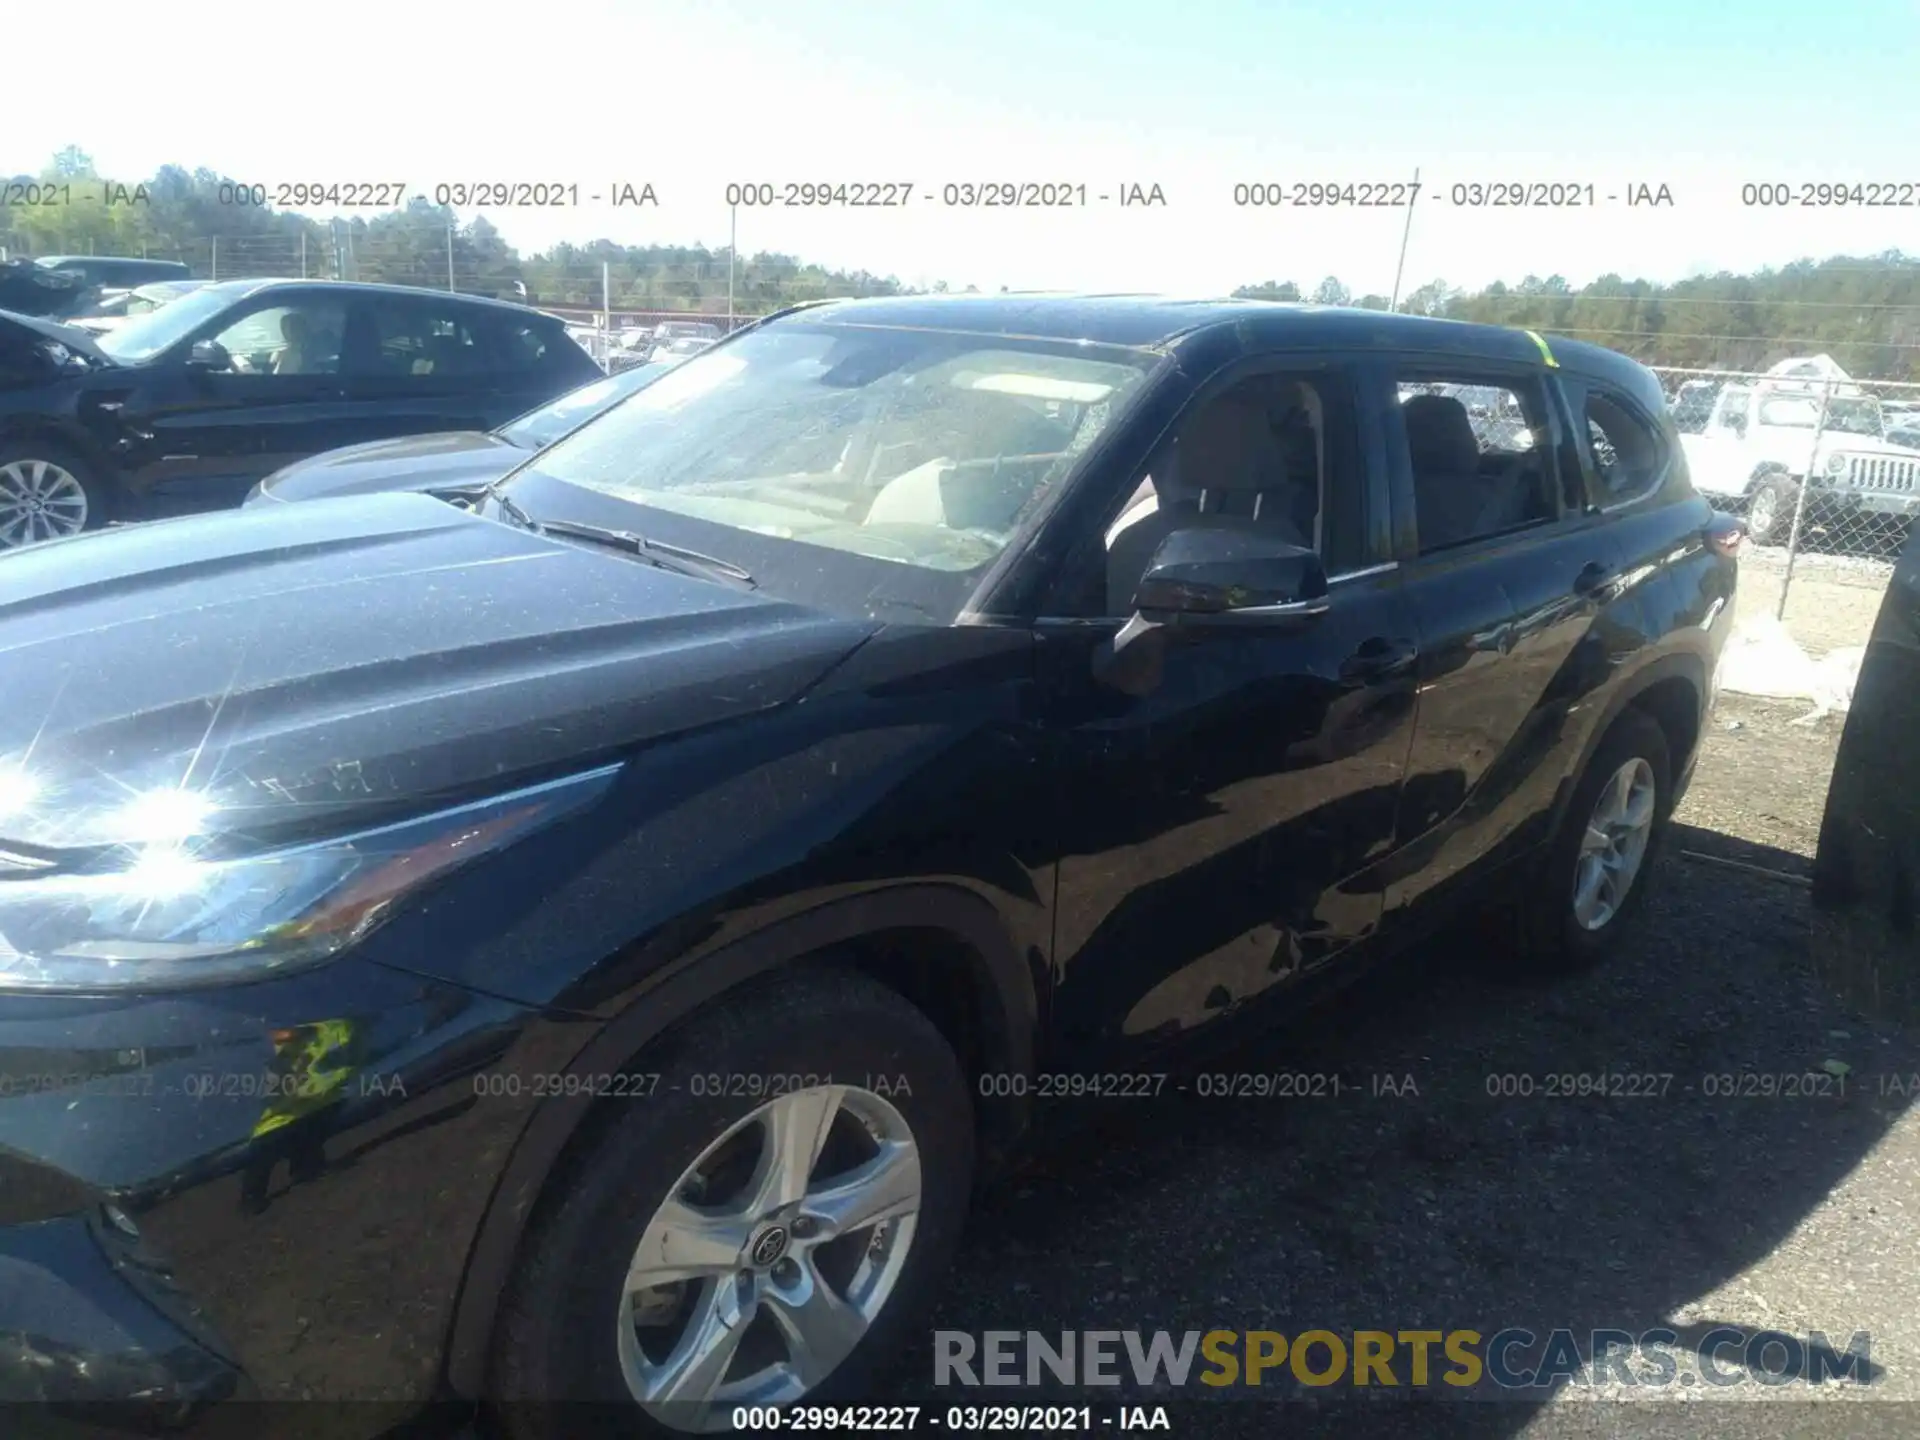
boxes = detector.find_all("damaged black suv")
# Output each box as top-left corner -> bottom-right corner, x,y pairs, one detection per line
0,295 -> 1736,1437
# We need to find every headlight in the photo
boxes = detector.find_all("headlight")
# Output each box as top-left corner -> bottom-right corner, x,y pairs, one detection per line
1825,453 -> 1849,477
0,764 -> 619,992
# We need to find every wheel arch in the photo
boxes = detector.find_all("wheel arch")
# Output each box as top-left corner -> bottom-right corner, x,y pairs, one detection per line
1547,650 -> 1707,843
440,883 -> 1040,1399
0,415 -> 122,483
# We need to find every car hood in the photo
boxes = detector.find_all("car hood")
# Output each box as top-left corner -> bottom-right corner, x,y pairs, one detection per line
0,492 -> 875,852
0,308 -> 118,365
249,432 -> 524,504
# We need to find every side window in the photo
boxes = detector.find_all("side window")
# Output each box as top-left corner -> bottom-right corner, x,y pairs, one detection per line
1711,386 -> 1751,434
1580,389 -> 1667,505
489,318 -> 582,378
1097,370 -> 1353,616
207,299 -> 348,375
358,302 -> 489,379
1393,375 -> 1557,554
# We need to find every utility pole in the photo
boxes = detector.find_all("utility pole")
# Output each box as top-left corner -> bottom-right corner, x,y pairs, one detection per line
447,223 -> 456,292
728,202 -> 737,328
1389,166 -> 1421,312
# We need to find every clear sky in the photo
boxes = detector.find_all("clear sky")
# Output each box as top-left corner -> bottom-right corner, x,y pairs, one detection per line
10,0 -> 1919,296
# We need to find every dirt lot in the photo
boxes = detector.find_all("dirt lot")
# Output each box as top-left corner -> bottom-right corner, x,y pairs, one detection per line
875,687 -> 1920,1436
1734,544 -> 1895,660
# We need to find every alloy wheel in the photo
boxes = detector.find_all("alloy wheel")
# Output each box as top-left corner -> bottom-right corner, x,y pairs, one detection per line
1747,487 -> 1780,539
0,458 -> 89,548
1571,756 -> 1657,931
618,1084 -> 922,1431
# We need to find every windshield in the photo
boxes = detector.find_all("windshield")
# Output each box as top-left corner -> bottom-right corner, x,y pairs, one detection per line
508,320 -> 1155,591
95,286 -> 238,362
1758,392 -> 1884,437
496,364 -> 665,450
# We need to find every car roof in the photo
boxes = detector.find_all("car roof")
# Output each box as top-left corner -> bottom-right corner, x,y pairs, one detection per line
186,277 -> 559,316
786,293 -> 1660,403
796,292 -> 1536,358
36,255 -> 189,267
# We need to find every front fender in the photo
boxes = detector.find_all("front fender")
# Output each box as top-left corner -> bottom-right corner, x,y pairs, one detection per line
440,882 -> 1039,1399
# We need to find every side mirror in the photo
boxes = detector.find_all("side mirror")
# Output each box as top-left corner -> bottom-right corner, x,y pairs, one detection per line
1095,528 -> 1330,695
184,339 -> 231,371
1132,527 -> 1330,623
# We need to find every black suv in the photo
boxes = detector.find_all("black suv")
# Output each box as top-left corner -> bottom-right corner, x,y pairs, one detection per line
0,278 -> 601,547
0,296 -> 1736,1436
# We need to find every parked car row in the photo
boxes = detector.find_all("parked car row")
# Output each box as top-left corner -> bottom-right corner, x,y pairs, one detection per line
0,292 -> 1735,1436
1675,358 -> 1920,545
0,277 -> 607,547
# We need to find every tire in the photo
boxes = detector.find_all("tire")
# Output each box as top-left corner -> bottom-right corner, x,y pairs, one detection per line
0,439 -> 110,550
491,965 -> 976,1439
1744,472 -> 1798,546
1506,707 -> 1673,979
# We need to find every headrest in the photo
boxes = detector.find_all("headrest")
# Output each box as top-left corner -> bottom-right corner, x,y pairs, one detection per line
1174,391 -> 1291,494
1402,394 -> 1481,474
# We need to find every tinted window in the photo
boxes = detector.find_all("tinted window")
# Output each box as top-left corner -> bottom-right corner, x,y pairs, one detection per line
1395,377 -> 1557,553
208,300 -> 348,375
1580,389 -> 1667,504
360,300 -> 492,379
492,316 -> 584,378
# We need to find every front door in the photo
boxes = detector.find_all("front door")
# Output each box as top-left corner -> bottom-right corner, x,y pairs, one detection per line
1033,358 -> 1420,1069
124,293 -> 360,514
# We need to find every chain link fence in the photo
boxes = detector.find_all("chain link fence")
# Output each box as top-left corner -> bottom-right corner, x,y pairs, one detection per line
1652,363 -> 1920,719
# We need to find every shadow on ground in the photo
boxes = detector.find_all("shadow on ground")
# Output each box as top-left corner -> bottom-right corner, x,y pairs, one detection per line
875,820 -> 1920,1436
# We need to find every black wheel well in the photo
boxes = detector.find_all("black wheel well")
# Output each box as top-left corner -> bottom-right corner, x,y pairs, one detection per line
1629,674 -> 1701,779
457,923 -> 1017,1400
528,926 -> 1009,1197
834,925 -> 1002,1138
0,421 -> 118,483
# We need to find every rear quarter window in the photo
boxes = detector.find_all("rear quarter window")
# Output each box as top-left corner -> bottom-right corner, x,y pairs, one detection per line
1576,384 -> 1669,506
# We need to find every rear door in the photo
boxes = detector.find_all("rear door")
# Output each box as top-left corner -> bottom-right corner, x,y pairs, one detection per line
1365,355 -> 1626,935
334,294 -> 504,441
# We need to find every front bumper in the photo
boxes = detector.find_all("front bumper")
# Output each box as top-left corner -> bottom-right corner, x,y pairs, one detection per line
1809,486 -> 1920,519
0,951 -> 585,1437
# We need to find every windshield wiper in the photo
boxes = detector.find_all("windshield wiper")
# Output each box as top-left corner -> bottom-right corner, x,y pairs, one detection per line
535,518 -> 757,590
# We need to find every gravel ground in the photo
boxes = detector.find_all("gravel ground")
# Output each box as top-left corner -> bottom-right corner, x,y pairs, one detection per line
873,688 -> 1920,1438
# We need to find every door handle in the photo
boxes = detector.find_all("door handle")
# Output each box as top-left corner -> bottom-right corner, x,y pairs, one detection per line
1573,561 -> 1615,596
1339,638 -> 1418,684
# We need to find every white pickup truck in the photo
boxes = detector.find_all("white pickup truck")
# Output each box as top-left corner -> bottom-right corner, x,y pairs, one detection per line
1679,382 -> 1920,544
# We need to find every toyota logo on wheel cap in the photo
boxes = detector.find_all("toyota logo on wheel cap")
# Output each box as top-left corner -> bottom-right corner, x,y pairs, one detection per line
749,1226 -> 789,1267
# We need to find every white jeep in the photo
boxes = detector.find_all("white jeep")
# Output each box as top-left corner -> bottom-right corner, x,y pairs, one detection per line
1680,382 -> 1920,545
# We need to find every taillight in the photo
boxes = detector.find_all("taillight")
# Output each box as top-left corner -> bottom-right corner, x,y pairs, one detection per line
1706,513 -> 1745,558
